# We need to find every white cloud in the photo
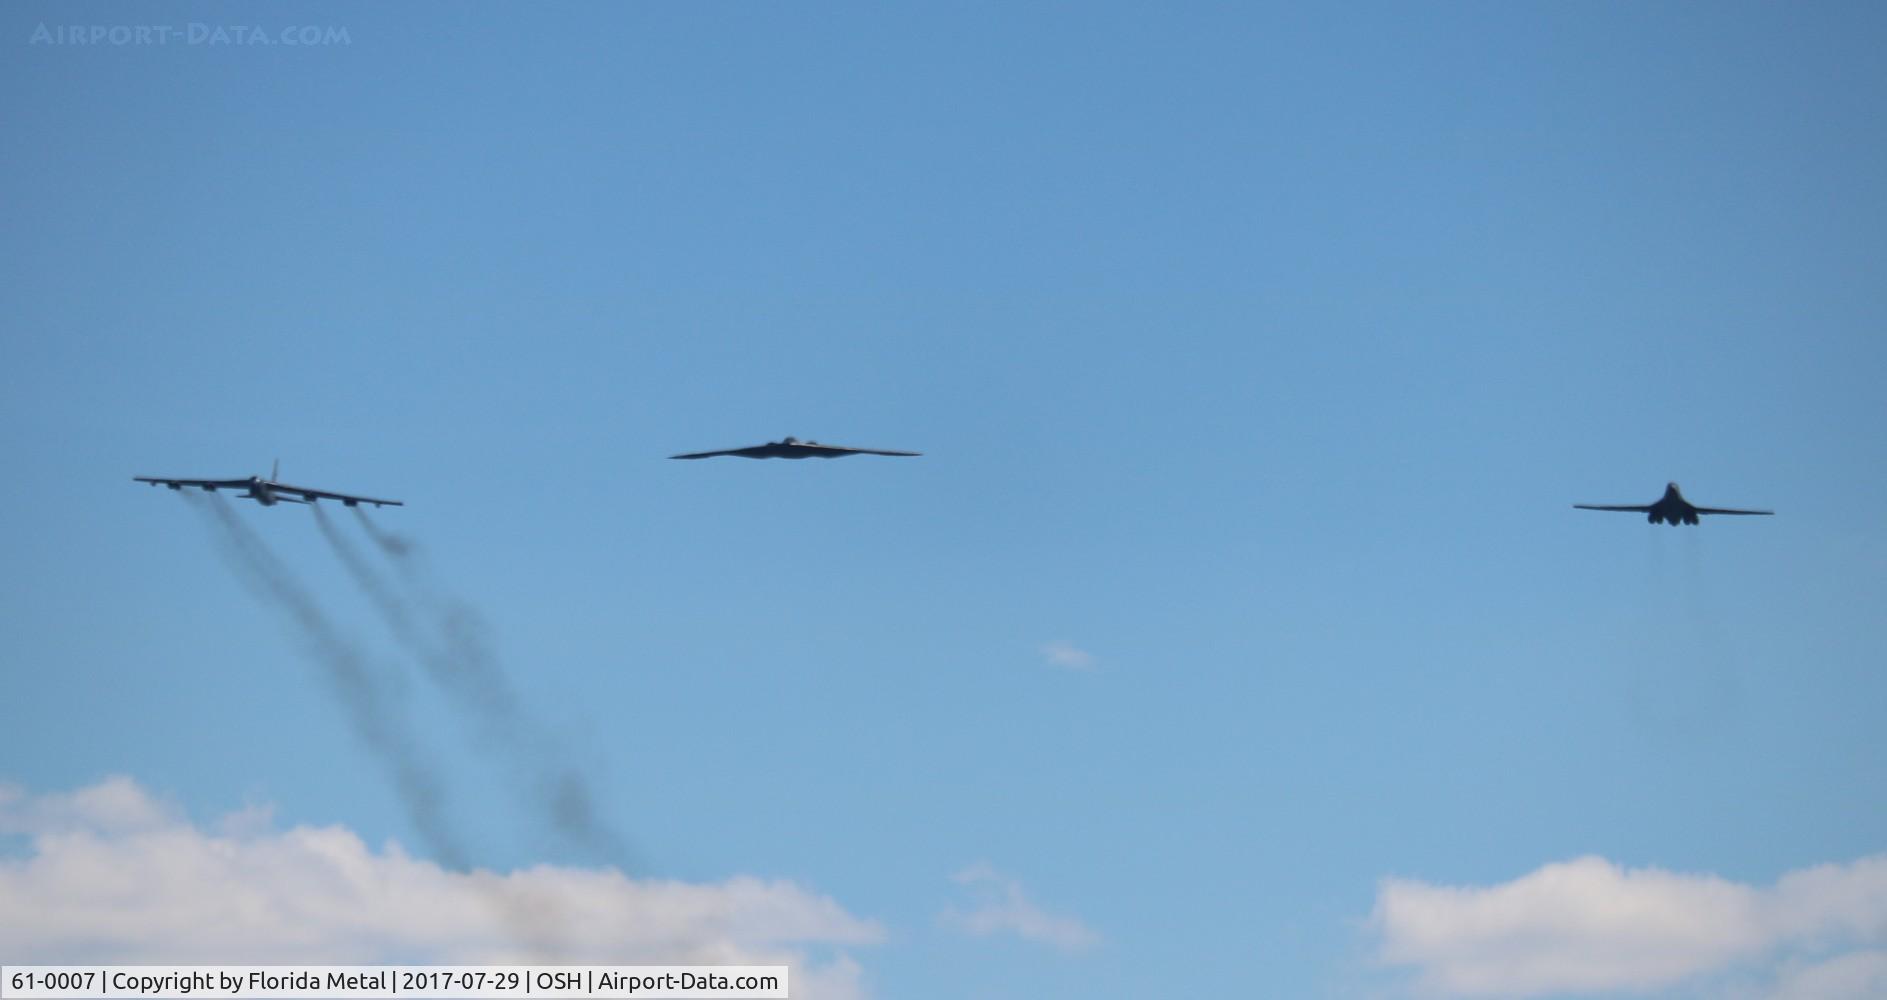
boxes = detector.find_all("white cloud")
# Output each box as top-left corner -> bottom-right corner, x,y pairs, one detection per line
1768,951 -> 1887,1000
0,775 -> 178,835
1039,641 -> 1095,670
942,862 -> 1097,952
1372,854 -> 1887,998
0,777 -> 880,1000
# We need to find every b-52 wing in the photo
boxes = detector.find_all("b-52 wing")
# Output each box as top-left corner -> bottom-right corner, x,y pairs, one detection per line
135,476 -> 254,491
134,472 -> 403,508
266,481 -> 403,507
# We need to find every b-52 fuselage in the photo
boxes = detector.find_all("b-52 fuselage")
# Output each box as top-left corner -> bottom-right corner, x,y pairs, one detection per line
1574,482 -> 1771,525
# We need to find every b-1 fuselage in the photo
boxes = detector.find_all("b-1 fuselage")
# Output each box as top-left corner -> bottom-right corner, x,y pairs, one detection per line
1644,483 -> 1701,525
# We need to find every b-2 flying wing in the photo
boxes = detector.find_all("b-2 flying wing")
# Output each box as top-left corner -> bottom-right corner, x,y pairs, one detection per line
669,436 -> 922,460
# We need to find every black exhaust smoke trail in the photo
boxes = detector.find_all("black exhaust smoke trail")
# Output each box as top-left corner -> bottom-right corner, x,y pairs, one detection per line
347,506 -> 634,870
184,492 -> 574,956
312,506 -> 424,674
321,505 -> 515,734
186,492 -> 466,868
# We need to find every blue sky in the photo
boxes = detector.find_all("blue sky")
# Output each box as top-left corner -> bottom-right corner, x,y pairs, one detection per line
3,3 -> 1885,997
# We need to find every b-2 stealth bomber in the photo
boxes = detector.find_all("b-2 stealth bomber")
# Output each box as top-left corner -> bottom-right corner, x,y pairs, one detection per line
669,437 -> 921,460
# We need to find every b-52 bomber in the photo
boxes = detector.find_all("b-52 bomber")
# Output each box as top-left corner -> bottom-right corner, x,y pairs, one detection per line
1574,482 -> 1770,526
134,462 -> 403,508
669,436 -> 922,460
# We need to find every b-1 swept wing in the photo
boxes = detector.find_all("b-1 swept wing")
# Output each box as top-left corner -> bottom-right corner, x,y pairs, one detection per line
134,462 -> 402,508
1574,482 -> 1769,526
669,436 -> 921,460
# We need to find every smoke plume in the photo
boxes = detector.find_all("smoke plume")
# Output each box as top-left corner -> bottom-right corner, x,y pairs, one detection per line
184,492 -> 575,955
338,506 -> 634,870
185,492 -> 466,868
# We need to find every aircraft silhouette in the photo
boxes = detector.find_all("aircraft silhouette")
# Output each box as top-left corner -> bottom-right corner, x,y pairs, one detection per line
134,461 -> 402,508
1574,482 -> 1770,525
669,437 -> 921,460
